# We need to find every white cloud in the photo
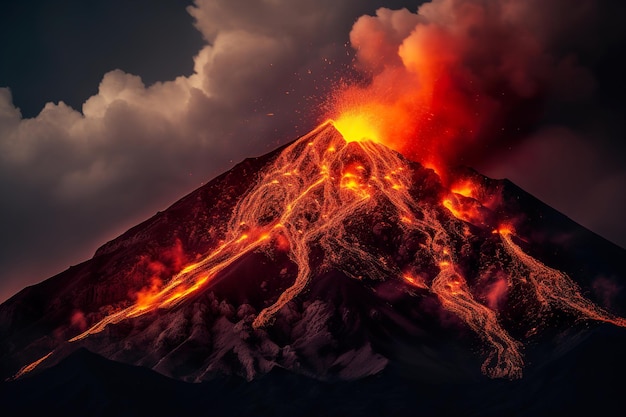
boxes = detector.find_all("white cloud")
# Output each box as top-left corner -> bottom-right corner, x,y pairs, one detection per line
0,0 -> 368,301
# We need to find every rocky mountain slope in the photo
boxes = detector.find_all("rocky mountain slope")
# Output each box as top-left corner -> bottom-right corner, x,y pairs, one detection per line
1,123 -> 625,415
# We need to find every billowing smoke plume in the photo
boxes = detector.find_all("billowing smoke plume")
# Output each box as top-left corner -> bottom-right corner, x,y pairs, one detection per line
329,0 -> 596,172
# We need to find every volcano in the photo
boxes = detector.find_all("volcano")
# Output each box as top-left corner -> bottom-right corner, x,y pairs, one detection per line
1,122 -> 626,416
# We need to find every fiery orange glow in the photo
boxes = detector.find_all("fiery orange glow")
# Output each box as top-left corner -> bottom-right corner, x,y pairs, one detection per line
328,87 -> 419,159
441,177 -> 493,225
442,195 -> 484,226
331,110 -> 381,143
451,180 -> 478,199
485,274 -> 509,311
403,274 -> 428,289
135,277 -> 163,310
325,4 -> 553,178
494,225 -> 515,236
326,50 -> 484,175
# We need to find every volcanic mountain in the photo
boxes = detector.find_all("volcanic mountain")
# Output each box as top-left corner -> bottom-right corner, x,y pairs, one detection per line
1,122 -> 626,416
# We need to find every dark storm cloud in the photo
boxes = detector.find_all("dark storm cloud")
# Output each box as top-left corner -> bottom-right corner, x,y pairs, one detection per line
0,0 -> 624,302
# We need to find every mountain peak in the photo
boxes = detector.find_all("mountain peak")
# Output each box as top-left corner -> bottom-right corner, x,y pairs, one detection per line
1,123 -> 625,383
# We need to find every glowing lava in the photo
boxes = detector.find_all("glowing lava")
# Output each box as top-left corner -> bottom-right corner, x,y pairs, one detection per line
451,180 -> 478,198
21,118 -> 623,381
331,108 -> 383,143
497,227 -> 626,328
10,352 -> 53,381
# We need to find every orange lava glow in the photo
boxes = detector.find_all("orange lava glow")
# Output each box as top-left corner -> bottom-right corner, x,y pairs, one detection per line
441,177 -> 495,226
135,277 -> 163,310
328,87 -> 426,162
324,4 -> 550,178
10,352 -> 53,381
451,180 -> 478,199
326,52 -> 483,175
494,225 -> 515,236
331,110 -> 381,143
485,274 -> 509,311
15,4 -> 625,382
442,195 -> 484,226
403,274 -> 428,289
69,121 -> 428,342
431,241 -> 523,379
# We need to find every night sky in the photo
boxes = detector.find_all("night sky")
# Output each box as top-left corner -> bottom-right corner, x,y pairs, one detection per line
0,0 -> 624,302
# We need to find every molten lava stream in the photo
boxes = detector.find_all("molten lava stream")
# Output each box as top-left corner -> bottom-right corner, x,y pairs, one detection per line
10,352 -> 53,381
429,222 -> 523,379
497,228 -> 626,327
70,229 -> 272,341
